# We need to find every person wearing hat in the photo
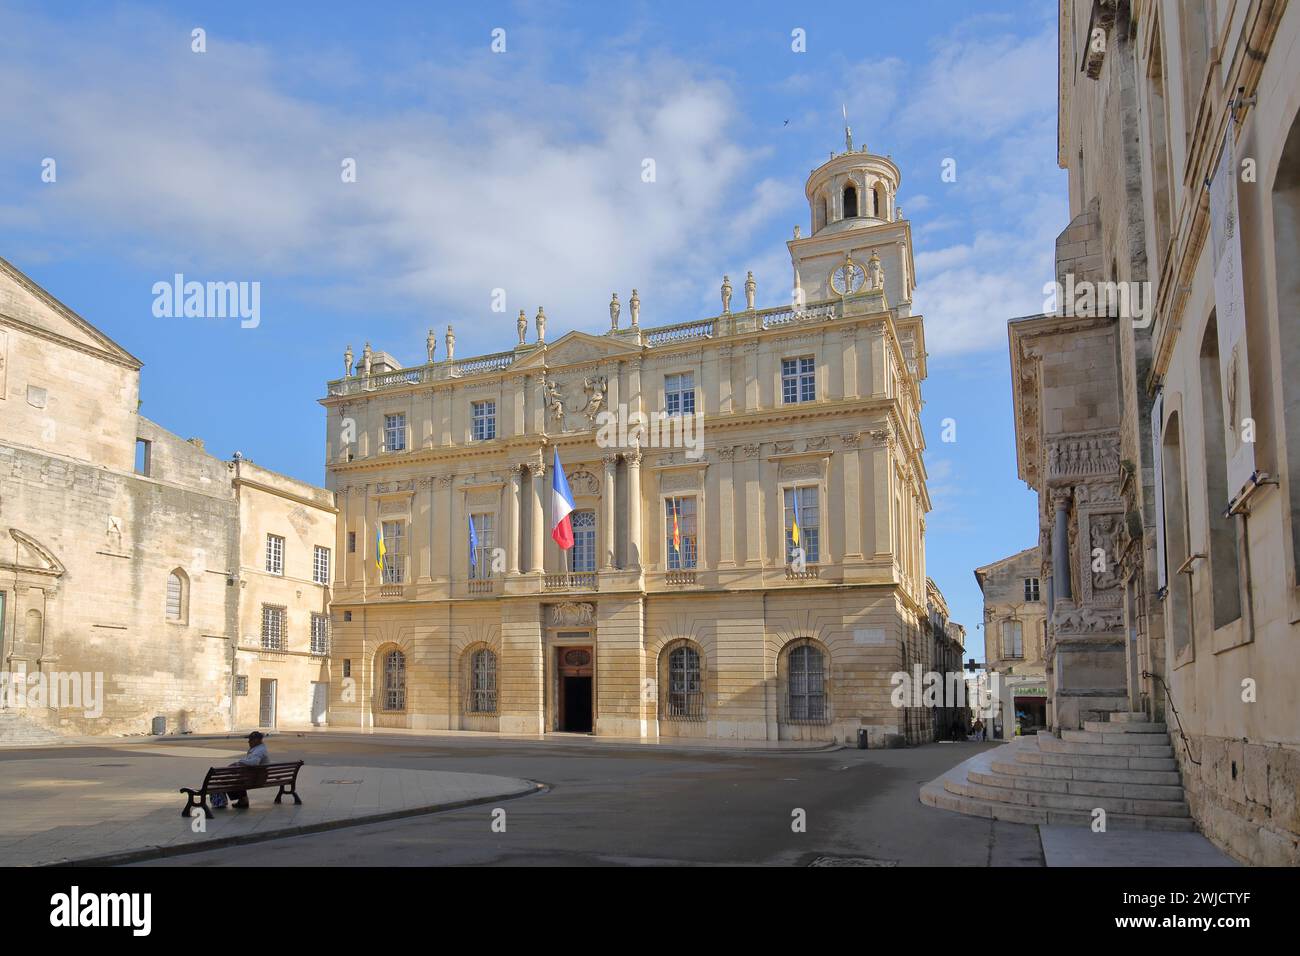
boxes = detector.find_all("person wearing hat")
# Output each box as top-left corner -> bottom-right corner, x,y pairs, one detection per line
224,731 -> 270,809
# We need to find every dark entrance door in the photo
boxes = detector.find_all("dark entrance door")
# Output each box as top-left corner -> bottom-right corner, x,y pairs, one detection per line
556,646 -> 594,733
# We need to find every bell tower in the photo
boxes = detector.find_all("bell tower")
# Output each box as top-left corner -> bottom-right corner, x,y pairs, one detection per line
788,129 -> 916,315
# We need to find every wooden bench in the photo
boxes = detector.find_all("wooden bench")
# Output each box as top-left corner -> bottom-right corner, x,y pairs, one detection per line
180,761 -> 304,818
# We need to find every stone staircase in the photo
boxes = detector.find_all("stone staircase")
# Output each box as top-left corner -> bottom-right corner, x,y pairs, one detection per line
922,712 -> 1195,831
0,711 -> 63,747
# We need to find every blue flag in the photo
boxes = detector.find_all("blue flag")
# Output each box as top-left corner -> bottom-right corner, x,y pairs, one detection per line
469,514 -> 479,568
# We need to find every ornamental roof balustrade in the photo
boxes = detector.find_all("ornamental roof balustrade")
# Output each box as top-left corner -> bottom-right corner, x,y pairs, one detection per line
325,295 -> 886,398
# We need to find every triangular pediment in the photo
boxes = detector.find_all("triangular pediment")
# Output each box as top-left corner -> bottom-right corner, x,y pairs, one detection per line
1,529 -> 67,577
0,256 -> 142,369
510,330 -> 643,372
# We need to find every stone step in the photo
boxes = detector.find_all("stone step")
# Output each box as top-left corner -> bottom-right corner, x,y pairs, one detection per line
946,777 -> 1190,817
0,713 -> 62,747
1085,720 -> 1167,734
1108,712 -> 1153,723
922,779 -> 1196,831
970,769 -> 1187,802
990,758 -> 1183,787
1016,748 -> 1177,772
1062,729 -> 1171,746
1037,735 -> 1173,758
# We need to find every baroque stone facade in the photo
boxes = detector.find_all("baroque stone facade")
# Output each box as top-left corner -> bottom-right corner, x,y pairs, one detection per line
0,256 -> 335,738
321,140 -> 944,745
1007,0 -> 1300,864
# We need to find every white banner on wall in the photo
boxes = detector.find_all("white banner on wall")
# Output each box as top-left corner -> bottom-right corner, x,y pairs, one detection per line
1208,115 -> 1256,499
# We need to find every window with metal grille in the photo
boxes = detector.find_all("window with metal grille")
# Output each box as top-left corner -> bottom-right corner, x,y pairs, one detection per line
384,413 -> 406,452
781,355 -> 816,404
310,613 -> 329,656
664,496 -> 698,569
664,372 -> 696,416
166,570 -> 185,621
570,510 -> 596,572
1024,577 -> 1040,602
261,605 -> 285,651
783,486 -> 820,563
265,534 -> 284,575
1002,620 -> 1023,658
342,658 -> 351,678
665,644 -> 704,720
234,675 -> 248,696
381,521 -> 406,583
313,546 -> 331,585
786,643 -> 827,722
468,648 -> 497,713
471,400 -> 497,441
469,513 -> 496,579
383,649 -> 406,711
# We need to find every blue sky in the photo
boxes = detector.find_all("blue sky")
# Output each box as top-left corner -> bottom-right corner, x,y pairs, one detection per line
0,0 -> 1062,660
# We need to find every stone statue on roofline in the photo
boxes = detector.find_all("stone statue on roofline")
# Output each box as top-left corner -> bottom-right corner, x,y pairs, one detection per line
361,342 -> 373,380
721,275 -> 732,314
630,289 -> 640,327
445,325 -> 455,362
426,328 -> 436,363
536,306 -> 547,344
745,271 -> 756,310
344,343 -> 353,378
609,292 -> 620,331
517,310 -> 528,346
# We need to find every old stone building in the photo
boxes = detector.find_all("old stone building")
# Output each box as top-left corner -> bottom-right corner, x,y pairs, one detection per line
321,135 -> 943,745
1004,0 -> 1299,863
0,255 -> 335,740
974,547 -> 1048,737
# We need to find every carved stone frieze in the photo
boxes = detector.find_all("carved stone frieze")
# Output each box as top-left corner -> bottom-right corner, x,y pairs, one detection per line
550,602 -> 595,627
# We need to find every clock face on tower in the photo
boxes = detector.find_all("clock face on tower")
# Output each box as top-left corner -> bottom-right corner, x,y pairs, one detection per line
830,261 -> 866,295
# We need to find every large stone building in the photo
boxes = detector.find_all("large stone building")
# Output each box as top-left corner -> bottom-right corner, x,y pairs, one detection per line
974,547 -> 1048,737
1006,0 -> 1299,864
0,256 -> 335,740
321,135 -> 952,745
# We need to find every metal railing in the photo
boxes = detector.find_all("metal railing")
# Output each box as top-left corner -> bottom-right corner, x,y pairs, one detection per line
544,572 -> 598,591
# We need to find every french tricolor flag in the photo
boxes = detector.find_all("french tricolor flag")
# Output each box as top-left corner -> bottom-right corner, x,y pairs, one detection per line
550,446 -> 576,550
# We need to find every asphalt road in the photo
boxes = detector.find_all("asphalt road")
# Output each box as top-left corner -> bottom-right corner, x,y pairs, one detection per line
130,734 -> 1044,866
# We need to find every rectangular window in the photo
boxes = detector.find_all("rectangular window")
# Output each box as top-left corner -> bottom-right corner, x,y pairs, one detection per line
781,356 -> 816,404
381,521 -> 406,584
471,400 -> 497,441
664,496 -> 698,570
1002,620 -> 1024,659
570,511 -> 596,573
1024,577 -> 1040,602
313,546 -> 331,585
342,659 -> 352,679
470,513 -> 496,579
347,531 -> 356,553
310,613 -> 329,656
383,413 -> 407,452
783,486 -> 820,563
234,675 -> 248,697
261,605 -> 286,651
265,534 -> 284,575
134,439 -> 152,476
664,372 -> 696,417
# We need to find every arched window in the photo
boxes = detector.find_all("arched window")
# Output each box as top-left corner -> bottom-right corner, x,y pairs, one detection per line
872,184 -> 884,218
842,184 -> 858,218
664,643 -> 703,720
468,648 -> 497,713
166,569 -> 188,623
570,510 -> 596,572
1162,413 -> 1194,657
383,649 -> 406,711
819,196 -> 829,230
1198,315 -> 1241,627
786,642 -> 827,722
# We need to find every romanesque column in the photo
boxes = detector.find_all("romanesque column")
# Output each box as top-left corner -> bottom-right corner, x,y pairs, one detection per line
626,449 -> 643,570
507,465 -> 522,575
1052,490 -> 1072,604
530,458 -> 546,574
601,454 -> 617,571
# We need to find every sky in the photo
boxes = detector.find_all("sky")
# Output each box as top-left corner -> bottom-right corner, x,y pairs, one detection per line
0,0 -> 1063,662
